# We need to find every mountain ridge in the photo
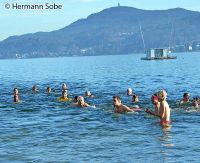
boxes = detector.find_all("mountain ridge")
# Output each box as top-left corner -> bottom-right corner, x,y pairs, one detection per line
1,6 -> 200,59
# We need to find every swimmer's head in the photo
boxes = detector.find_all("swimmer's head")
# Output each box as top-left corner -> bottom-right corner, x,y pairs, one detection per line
32,85 -> 37,91
158,90 -> 167,101
151,93 -> 159,104
192,97 -> 199,107
62,83 -> 67,90
77,96 -> 85,105
127,88 -> 132,96
132,94 -> 139,102
113,96 -> 121,106
85,91 -> 91,96
47,86 -> 51,93
183,92 -> 190,98
13,88 -> 19,94
73,96 -> 78,103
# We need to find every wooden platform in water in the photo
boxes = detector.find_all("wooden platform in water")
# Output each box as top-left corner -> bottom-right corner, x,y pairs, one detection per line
141,56 -> 177,60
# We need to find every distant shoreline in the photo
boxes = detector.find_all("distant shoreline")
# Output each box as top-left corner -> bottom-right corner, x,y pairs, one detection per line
0,51 -> 199,61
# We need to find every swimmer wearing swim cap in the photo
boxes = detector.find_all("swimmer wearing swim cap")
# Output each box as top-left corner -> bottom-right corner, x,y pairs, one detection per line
158,90 -> 167,101
151,94 -> 160,115
62,83 -> 67,91
145,93 -> 160,116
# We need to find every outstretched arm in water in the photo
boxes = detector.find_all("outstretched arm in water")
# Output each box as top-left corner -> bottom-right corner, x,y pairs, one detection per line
123,105 -> 134,112
145,109 -> 160,117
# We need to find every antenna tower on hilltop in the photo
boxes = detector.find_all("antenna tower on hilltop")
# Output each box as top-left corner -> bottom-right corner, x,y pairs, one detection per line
118,2 -> 120,7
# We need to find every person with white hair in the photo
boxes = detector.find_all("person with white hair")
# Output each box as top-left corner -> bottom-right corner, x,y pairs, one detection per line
85,91 -> 94,98
158,90 -> 171,127
127,88 -> 133,96
62,83 -> 67,91
73,96 -> 90,107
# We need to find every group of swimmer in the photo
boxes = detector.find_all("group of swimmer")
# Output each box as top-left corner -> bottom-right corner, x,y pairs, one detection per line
115,89 -> 170,126
12,84 -> 200,127
126,88 -> 199,108
14,83 -> 92,108
180,92 -> 199,108
117,89 -> 199,126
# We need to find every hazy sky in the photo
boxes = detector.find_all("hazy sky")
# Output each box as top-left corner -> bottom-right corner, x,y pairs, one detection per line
0,0 -> 200,41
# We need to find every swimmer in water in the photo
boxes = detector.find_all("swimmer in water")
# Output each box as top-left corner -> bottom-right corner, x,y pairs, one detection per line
180,92 -> 190,104
192,97 -> 199,108
46,86 -> 51,93
73,96 -> 90,107
85,91 -> 94,98
32,85 -> 38,93
158,90 -> 171,127
132,94 -> 139,102
73,96 -> 78,103
58,90 -> 70,102
145,93 -> 160,116
113,96 -> 134,113
13,88 -> 20,103
127,88 -> 133,96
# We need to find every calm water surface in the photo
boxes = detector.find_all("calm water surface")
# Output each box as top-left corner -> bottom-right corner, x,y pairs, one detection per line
0,52 -> 200,162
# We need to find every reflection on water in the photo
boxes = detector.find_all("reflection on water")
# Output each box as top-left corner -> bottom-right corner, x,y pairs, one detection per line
157,125 -> 175,163
161,125 -> 174,147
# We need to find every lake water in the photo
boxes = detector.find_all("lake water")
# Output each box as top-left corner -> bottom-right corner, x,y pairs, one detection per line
0,52 -> 200,162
